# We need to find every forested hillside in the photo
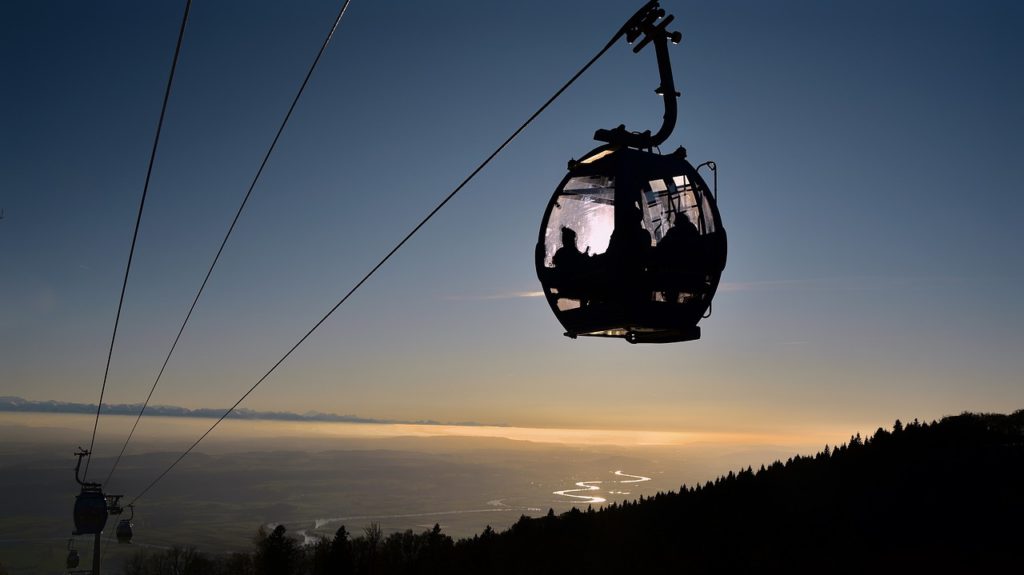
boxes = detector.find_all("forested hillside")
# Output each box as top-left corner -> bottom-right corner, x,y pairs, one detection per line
121,410 -> 1024,574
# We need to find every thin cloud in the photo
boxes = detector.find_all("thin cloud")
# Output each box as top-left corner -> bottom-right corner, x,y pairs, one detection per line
449,277 -> 967,301
720,276 -> 968,293
718,279 -> 814,292
445,291 -> 545,301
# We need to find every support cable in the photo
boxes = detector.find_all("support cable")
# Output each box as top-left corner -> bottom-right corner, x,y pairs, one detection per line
83,0 -> 194,480
103,0 -> 354,487
127,4 -> 638,506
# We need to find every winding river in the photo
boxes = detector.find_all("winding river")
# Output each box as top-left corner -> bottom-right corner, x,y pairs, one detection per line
552,480 -> 606,504
288,470 -> 652,544
552,470 -> 651,503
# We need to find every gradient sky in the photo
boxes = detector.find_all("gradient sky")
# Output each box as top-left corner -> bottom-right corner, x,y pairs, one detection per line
2,0 -> 1022,438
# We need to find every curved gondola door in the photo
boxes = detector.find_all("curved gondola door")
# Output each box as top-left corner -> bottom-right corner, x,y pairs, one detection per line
536,146 -> 725,343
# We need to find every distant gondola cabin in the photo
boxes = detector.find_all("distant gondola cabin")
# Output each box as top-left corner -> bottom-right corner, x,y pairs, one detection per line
116,518 -> 134,543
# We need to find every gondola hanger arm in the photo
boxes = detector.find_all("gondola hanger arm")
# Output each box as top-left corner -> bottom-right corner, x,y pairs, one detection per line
595,0 -> 682,149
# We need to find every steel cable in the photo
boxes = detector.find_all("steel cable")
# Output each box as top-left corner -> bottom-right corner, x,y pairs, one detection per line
83,0 -> 194,481
102,0 -> 355,487
126,6 -> 635,506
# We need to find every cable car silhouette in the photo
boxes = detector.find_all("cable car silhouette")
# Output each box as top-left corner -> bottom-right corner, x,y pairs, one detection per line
116,504 -> 135,543
66,538 -> 80,569
73,488 -> 108,535
536,1 -> 726,344
71,448 -> 113,535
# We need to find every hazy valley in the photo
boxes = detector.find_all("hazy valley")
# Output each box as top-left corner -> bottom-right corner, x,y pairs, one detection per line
0,412 -> 817,574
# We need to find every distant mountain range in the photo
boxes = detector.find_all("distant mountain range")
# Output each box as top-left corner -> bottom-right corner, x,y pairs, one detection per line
0,396 -> 495,427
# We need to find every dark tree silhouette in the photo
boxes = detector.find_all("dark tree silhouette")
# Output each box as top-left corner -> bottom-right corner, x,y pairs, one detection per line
254,525 -> 301,575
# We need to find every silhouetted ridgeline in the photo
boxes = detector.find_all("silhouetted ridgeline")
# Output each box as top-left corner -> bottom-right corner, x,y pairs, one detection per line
117,410 -> 1023,574
0,396 -> 492,426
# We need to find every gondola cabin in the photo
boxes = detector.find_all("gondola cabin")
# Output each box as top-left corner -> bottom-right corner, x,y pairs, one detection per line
66,539 -> 80,569
536,145 -> 725,343
73,488 -> 108,535
534,1 -> 726,343
117,518 -> 134,543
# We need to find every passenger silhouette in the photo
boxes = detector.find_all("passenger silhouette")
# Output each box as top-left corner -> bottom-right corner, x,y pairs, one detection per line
552,226 -> 591,304
553,226 -> 589,270
657,211 -> 699,265
606,201 -> 653,262
654,211 -> 702,302
595,201 -> 652,304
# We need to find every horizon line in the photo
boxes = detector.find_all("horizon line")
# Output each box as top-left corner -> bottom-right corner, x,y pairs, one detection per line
0,396 -> 505,429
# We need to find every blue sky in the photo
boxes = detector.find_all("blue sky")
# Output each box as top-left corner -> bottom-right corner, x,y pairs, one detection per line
2,0 -> 1022,436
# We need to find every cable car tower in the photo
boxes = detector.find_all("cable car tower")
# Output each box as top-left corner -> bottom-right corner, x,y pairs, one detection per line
536,0 -> 726,343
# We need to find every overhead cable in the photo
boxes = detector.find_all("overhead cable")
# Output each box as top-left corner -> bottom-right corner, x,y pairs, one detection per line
83,0 -> 195,481
127,4 -> 635,506
104,0 -> 355,487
